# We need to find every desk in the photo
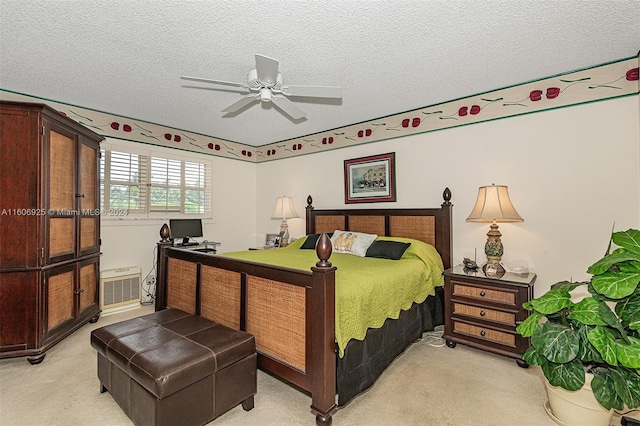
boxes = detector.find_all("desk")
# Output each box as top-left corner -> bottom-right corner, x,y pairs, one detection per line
173,241 -> 220,254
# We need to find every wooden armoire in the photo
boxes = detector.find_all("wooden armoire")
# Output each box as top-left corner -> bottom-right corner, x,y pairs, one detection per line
0,101 -> 103,364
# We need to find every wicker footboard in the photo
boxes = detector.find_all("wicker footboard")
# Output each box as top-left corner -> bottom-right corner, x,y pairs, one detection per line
156,242 -> 338,424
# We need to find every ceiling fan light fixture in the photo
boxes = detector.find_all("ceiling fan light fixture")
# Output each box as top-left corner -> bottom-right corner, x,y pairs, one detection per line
259,88 -> 272,102
181,53 -> 342,119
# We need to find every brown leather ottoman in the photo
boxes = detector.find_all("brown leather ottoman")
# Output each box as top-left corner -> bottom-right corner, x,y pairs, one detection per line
90,309 -> 256,426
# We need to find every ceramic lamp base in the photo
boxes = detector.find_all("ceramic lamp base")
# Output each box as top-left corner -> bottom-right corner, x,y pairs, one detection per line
483,262 -> 505,278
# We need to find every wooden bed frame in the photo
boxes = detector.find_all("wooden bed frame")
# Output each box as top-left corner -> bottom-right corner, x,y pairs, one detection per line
155,188 -> 452,424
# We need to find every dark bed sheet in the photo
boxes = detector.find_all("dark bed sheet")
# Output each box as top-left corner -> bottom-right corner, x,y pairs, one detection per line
336,286 -> 444,405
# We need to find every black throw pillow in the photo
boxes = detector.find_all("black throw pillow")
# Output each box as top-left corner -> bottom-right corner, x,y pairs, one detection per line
365,240 -> 411,260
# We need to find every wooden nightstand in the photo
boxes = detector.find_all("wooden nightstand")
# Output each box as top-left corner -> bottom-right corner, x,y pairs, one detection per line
442,265 -> 536,367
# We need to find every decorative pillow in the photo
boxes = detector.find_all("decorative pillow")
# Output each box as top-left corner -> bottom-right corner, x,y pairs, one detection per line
300,233 -> 333,250
365,240 -> 411,260
330,230 -> 377,257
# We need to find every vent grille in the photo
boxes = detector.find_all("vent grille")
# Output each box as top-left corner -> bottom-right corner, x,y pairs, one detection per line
100,266 -> 141,311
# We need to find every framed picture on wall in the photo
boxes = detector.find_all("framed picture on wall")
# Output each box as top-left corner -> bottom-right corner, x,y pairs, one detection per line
344,152 -> 396,204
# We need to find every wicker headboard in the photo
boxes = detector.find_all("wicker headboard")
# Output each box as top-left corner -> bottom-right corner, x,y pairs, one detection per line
305,188 -> 453,269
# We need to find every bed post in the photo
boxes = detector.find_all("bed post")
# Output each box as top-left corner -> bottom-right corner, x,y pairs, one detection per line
155,223 -> 172,311
438,187 -> 453,270
305,195 -> 314,235
310,233 -> 337,425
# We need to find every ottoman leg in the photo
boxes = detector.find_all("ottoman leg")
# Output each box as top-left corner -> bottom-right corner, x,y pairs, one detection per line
242,395 -> 254,411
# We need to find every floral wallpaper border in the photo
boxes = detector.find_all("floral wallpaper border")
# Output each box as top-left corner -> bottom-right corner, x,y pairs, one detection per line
1,55 -> 638,163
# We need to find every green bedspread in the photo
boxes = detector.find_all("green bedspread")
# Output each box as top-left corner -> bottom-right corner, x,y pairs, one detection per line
220,236 -> 444,357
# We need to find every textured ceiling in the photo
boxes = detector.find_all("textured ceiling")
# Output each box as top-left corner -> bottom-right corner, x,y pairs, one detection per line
1,1 -> 638,147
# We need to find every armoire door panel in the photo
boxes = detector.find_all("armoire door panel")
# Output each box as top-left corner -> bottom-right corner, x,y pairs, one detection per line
80,142 -> 98,211
80,217 -> 97,251
78,259 -> 98,313
49,217 -> 75,258
49,130 -> 75,211
46,268 -> 75,332
78,139 -> 100,255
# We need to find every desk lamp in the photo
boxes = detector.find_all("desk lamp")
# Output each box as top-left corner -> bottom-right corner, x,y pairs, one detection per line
466,184 -> 523,276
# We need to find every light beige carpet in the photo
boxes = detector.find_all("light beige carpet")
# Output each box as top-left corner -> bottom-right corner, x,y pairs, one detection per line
0,306 -> 629,425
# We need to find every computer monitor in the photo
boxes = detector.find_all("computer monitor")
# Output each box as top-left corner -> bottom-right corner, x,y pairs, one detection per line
169,219 -> 203,246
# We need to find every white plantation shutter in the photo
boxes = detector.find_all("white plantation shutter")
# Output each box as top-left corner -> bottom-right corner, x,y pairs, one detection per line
184,161 -> 210,214
101,151 -> 147,215
100,145 -> 212,220
149,157 -> 181,213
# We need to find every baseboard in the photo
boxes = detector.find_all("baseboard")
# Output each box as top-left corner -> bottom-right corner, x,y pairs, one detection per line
101,301 -> 142,316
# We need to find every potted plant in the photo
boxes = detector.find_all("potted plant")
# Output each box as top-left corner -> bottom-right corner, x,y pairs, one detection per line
516,228 -> 640,424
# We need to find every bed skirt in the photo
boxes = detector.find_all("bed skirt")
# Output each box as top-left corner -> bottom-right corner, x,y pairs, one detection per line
336,286 -> 444,405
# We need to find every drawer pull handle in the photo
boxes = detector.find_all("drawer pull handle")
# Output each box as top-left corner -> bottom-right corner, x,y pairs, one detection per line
480,291 -> 486,297
480,310 -> 486,317
480,330 -> 486,337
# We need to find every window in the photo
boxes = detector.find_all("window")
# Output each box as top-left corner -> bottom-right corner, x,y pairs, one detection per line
100,144 -> 212,220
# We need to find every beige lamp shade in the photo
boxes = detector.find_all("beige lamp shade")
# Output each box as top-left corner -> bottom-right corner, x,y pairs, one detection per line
271,196 -> 298,247
466,184 -> 523,223
271,196 -> 299,219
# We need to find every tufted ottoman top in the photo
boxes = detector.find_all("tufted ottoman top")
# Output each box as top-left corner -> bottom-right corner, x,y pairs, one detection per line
91,309 -> 255,399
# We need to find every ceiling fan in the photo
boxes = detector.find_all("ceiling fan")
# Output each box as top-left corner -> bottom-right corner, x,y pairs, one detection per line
181,54 -> 342,120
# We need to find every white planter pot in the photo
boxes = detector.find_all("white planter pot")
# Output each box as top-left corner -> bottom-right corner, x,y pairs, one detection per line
544,373 -> 613,426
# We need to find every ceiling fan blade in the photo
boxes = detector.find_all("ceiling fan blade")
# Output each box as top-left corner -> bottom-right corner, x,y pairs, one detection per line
255,54 -> 279,85
181,75 -> 247,89
281,85 -> 343,99
272,96 -> 307,120
222,94 -> 260,114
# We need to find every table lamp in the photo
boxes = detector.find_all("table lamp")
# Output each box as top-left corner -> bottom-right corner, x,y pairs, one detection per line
466,184 -> 523,276
271,196 -> 299,247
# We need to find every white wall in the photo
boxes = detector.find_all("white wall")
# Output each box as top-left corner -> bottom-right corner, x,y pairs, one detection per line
100,142 -> 257,295
256,96 -> 640,297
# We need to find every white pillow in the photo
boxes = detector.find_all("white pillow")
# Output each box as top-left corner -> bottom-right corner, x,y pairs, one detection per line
330,230 -> 378,257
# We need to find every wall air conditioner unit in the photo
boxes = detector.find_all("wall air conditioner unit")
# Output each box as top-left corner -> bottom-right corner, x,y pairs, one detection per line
100,266 -> 142,315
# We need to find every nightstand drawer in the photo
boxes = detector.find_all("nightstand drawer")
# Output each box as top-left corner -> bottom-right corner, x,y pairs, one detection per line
453,321 -> 516,347
452,282 -> 515,305
453,303 -> 515,325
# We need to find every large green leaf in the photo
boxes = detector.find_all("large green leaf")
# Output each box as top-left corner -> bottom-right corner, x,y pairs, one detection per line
529,289 -> 573,315
569,298 -> 608,325
516,312 -> 542,337
576,323 -> 603,363
588,326 -> 618,365
592,272 -> 639,299
522,345 -> 545,366
588,251 -> 639,275
616,336 -> 640,368
617,294 -> 640,330
619,368 -> 640,409
532,322 -> 579,363
592,369 -> 624,410
541,359 -> 585,390
613,229 -> 640,257
599,301 -> 629,340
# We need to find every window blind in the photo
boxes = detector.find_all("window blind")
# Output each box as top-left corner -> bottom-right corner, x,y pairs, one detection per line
100,146 -> 212,220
